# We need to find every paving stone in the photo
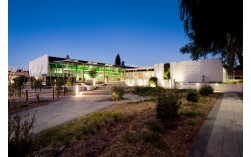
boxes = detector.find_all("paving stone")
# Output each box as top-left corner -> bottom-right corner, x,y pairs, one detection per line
187,92 -> 243,157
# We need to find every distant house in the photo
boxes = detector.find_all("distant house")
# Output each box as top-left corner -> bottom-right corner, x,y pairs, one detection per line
233,65 -> 243,79
8,71 -> 29,84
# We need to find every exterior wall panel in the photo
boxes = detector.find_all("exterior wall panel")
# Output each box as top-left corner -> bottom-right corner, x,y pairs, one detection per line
29,54 -> 49,76
170,58 -> 223,83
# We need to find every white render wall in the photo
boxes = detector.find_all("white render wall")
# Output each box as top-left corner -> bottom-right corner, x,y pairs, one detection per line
170,58 -> 223,83
154,63 -> 164,79
29,54 -> 49,76
175,83 -> 243,92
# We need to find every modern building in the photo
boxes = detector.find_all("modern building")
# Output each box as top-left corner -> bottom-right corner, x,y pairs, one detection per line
29,54 -> 226,88
125,58 -> 225,88
29,54 -> 127,84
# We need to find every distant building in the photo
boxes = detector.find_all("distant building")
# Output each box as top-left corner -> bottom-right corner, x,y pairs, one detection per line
8,71 -> 29,84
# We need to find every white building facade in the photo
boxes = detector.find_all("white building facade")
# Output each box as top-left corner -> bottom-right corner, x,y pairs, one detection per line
125,58 -> 225,88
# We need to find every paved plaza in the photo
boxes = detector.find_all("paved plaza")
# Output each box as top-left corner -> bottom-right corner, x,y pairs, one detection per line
13,93 -> 145,134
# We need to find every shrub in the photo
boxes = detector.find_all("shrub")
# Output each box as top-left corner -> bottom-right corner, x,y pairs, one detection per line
66,77 -> 74,86
186,90 -> 200,104
199,84 -> 214,96
149,77 -> 158,87
11,77 -> 24,97
30,79 -> 41,92
9,113 -> 36,157
187,120 -> 198,126
122,132 -> 140,143
133,86 -> 165,96
156,93 -> 181,122
111,86 -> 125,100
144,121 -> 160,132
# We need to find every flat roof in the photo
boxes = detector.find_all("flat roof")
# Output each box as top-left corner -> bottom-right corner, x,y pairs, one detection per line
126,66 -> 154,71
48,55 -> 132,68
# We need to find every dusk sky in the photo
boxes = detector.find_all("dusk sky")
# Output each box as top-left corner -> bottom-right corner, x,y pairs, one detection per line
9,0 -> 209,70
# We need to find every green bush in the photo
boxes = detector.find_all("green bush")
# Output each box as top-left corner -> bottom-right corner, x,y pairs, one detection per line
111,86 -> 125,100
186,90 -> 200,104
9,113 -> 36,157
66,77 -> 74,86
149,77 -> 158,87
199,84 -> 214,96
133,86 -> 165,96
156,93 -> 181,122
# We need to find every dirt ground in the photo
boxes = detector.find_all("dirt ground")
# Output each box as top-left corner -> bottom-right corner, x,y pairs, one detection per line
58,93 -> 221,157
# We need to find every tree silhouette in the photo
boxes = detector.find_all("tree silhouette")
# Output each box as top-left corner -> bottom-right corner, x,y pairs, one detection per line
115,54 -> 121,65
66,55 -> 70,59
178,0 -> 243,70
121,61 -> 125,66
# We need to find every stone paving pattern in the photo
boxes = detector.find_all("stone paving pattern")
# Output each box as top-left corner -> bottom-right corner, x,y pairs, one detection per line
188,92 -> 243,157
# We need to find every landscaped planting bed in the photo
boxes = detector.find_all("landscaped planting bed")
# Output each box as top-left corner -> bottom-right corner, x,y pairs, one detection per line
26,91 -> 221,157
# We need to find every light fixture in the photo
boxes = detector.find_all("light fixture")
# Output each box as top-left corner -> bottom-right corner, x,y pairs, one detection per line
75,85 -> 79,95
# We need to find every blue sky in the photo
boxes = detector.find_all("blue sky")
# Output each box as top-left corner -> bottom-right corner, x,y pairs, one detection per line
9,0 -> 196,69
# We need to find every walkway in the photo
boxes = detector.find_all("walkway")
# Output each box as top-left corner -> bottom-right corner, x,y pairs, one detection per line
14,93 -> 145,134
188,92 -> 243,157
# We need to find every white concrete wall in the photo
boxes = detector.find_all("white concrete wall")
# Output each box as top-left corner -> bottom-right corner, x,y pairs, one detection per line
29,54 -> 49,76
176,83 -> 243,92
154,63 -> 164,79
170,58 -> 223,83
125,79 -> 171,88
125,79 -> 149,87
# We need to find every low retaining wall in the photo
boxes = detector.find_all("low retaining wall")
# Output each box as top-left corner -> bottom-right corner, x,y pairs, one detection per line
125,79 -> 150,87
125,79 -> 243,92
176,83 -> 243,92
125,79 -> 172,88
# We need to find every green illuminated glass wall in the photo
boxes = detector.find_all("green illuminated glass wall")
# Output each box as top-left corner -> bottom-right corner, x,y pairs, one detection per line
48,63 -> 125,82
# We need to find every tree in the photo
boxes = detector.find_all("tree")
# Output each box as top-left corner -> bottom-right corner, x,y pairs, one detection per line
180,34 -> 241,75
89,69 -> 98,85
164,63 -> 170,80
66,55 -> 70,59
178,0 -> 243,72
11,77 -> 24,97
30,79 -> 41,92
115,54 -> 121,65
53,78 -> 64,95
121,61 -> 125,66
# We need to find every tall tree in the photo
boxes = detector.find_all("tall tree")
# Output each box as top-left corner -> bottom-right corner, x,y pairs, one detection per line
178,0 -> 243,70
115,54 -> 121,65
66,55 -> 70,59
